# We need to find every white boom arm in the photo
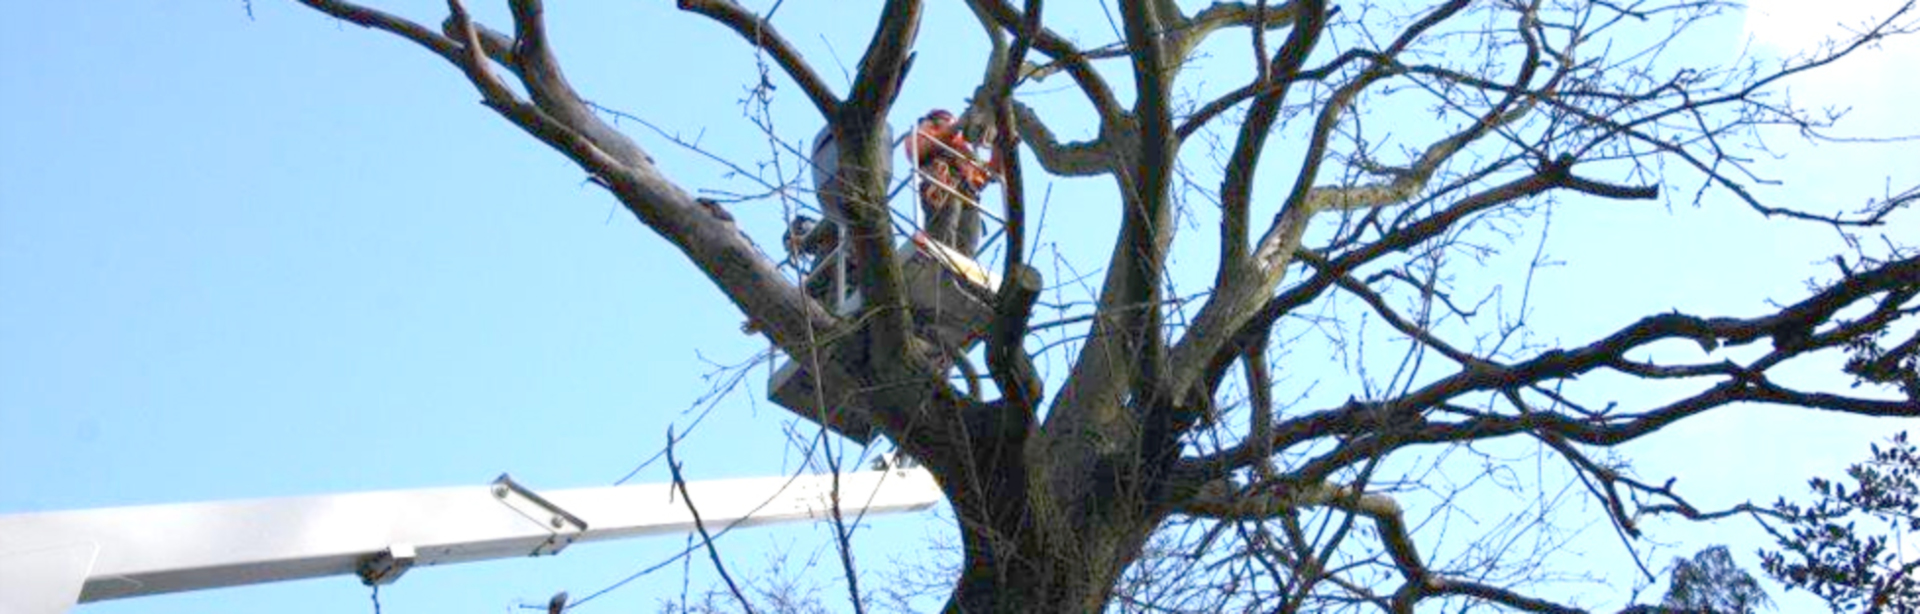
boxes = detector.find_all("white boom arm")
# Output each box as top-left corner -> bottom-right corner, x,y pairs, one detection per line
0,467 -> 941,614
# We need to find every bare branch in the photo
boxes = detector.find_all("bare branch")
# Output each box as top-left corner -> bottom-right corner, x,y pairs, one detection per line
298,0 -> 460,59
502,0 -> 652,167
1216,0 -> 1326,287
1169,0 -> 1477,414
275,2 -> 1920,610
992,0 -> 1041,276
1179,479 -> 1425,586
989,266 -> 1044,411
1295,250 -> 1478,366
1011,101 -> 1107,176
986,0 -> 1045,415
667,430 -> 757,614
975,0 -> 1123,120
1192,253 -> 1920,479
836,0 -> 924,366
1182,0 -> 1301,46
1243,334 -> 1274,480
296,0 -> 843,378
1119,0 -> 1178,420
1416,579 -> 1586,614
844,0 -> 920,117
1179,480 -> 1396,519
678,0 -> 841,119
1024,1 -> 1306,85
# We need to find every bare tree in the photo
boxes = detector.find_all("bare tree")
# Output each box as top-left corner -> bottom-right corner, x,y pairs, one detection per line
284,0 -> 1919,611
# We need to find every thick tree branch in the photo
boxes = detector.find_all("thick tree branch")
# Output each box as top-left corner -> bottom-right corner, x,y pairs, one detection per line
1243,333 -> 1274,479
953,0 -> 1010,140
1193,158 -> 1580,428
1119,0 -> 1178,426
295,0 -> 844,386
1011,101 -> 1107,176
1180,479 -> 1396,520
844,0 -> 920,117
976,0 -> 1123,121
1185,254 -> 1920,480
283,2 -> 1920,610
989,266 -> 1045,411
1415,579 -> 1587,614
1159,1 -> 1305,85
307,2 -> 986,564
1023,1 -> 1306,86
985,0 -> 1044,415
678,0 -> 841,119
1181,159 -> 1641,475
503,0 -> 652,167
1215,0 -> 1325,289
299,0 -> 460,59
1168,0 -> 1477,411
1182,1 -> 1301,46
836,0 -> 923,372
1178,465 -> 1696,614
990,0 -> 1040,276
1180,478 -> 1424,584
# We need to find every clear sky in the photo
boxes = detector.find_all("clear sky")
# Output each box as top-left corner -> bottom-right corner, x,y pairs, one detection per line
1,1 -> 1914,613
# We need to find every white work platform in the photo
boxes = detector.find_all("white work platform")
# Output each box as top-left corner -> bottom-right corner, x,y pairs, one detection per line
769,234 -> 1000,444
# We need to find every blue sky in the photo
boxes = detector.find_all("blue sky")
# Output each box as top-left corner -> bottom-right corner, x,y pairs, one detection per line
2,1 -> 1915,612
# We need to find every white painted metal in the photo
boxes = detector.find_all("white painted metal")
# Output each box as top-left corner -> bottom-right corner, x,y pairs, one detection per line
0,467 -> 940,613
769,234 -> 1000,444
0,542 -> 96,614
809,124 -> 895,227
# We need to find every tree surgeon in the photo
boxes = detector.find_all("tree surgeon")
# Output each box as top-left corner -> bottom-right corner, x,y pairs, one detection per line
908,108 -> 999,256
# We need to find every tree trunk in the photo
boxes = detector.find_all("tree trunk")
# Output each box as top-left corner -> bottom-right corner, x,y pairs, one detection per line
947,503 -> 1159,613
935,399 -> 1169,613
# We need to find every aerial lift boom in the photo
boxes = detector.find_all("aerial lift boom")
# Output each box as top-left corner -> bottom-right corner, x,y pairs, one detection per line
0,466 -> 941,614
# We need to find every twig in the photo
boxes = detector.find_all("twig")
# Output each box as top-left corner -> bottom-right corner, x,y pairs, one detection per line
666,428 -> 756,614
678,0 -> 841,119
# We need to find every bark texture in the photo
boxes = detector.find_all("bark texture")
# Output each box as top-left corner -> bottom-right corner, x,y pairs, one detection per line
289,1 -> 1920,611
